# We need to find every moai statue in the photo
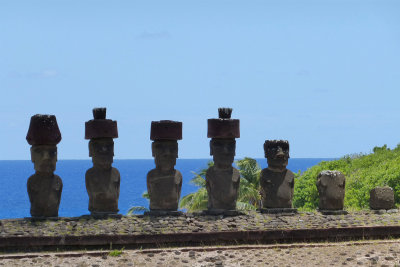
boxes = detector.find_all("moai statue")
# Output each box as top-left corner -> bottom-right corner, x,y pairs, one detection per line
370,186 -> 395,211
259,140 -> 296,213
206,108 -> 240,215
26,114 -> 62,218
85,108 -> 120,216
316,170 -> 347,215
146,120 -> 183,215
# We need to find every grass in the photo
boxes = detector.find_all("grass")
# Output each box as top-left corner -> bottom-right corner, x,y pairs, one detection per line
109,247 -> 124,257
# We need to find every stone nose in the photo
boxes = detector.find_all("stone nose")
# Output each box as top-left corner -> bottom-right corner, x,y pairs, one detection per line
161,147 -> 172,155
222,145 -> 231,153
276,148 -> 285,158
42,151 -> 51,160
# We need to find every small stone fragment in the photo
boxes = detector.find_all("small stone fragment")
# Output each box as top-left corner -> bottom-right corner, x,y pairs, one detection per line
370,186 -> 395,210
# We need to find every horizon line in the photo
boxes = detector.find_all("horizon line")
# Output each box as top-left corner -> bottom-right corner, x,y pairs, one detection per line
0,157 -> 337,161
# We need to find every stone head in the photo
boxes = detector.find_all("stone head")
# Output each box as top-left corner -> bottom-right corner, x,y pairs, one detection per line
31,145 -> 57,173
316,170 -> 346,210
210,138 -> 236,168
89,138 -> 114,169
152,140 -> 178,171
264,140 -> 289,171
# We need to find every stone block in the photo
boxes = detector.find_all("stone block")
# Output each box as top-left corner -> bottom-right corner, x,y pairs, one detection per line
370,186 -> 395,210
317,170 -> 345,210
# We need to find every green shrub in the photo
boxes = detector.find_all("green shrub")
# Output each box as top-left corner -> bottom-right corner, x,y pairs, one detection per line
293,144 -> 400,210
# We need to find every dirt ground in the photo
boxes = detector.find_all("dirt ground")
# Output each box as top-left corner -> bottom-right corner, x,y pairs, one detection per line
2,240 -> 400,266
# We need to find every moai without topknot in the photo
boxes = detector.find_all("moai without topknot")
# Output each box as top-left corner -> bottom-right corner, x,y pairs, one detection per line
259,140 -> 296,213
370,186 -> 395,211
146,120 -> 183,215
316,170 -> 347,215
206,108 -> 240,215
85,108 -> 120,216
26,114 -> 63,218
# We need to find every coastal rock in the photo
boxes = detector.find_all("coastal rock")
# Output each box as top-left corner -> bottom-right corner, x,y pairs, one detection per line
370,186 -> 395,210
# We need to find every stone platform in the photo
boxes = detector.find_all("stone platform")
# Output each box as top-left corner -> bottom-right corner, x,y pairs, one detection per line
1,210 -> 400,251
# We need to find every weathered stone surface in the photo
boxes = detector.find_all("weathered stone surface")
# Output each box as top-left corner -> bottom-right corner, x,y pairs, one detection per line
207,108 -> 240,139
258,208 -> 297,214
85,108 -> 120,215
370,186 -> 395,210
3,210 -> 400,246
144,210 -> 183,216
147,121 -> 183,211
317,170 -> 345,211
150,120 -> 182,141
206,108 -> 240,212
319,210 -> 348,215
85,108 -> 118,139
27,169 -> 62,217
26,114 -> 62,218
26,114 -> 62,145
3,239 -> 400,267
260,140 -> 295,209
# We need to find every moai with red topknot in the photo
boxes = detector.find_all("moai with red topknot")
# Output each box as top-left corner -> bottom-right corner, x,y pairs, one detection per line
26,114 -> 63,218
85,108 -> 120,217
146,120 -> 183,215
206,108 -> 241,215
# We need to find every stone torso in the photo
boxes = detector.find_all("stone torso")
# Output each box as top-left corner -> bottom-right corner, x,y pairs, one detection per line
260,168 -> 294,208
316,171 -> 345,210
85,167 -> 120,213
147,169 -> 182,211
206,166 -> 240,211
27,174 -> 63,217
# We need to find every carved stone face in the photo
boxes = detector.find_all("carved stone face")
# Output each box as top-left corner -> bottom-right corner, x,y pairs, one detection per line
31,145 -> 57,173
152,140 -> 178,172
89,138 -> 114,169
210,138 -> 236,168
265,142 -> 289,171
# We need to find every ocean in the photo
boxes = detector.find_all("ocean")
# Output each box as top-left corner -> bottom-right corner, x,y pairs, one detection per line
0,158 -> 331,219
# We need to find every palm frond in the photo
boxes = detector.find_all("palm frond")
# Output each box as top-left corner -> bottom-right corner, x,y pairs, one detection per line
236,157 -> 261,185
127,206 -> 149,215
179,193 -> 195,209
238,184 -> 261,207
189,172 -> 206,187
179,188 -> 208,212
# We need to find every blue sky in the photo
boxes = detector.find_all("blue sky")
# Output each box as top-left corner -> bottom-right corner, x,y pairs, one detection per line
0,0 -> 399,159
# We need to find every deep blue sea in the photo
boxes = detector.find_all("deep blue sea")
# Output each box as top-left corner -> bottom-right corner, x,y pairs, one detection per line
0,158 -> 332,219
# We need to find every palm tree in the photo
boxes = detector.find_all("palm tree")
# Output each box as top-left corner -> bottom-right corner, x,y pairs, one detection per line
236,157 -> 262,210
179,161 -> 213,212
127,192 -> 150,215
179,157 -> 262,212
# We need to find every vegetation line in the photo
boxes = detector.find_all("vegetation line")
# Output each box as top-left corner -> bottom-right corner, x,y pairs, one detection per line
129,144 -> 400,214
